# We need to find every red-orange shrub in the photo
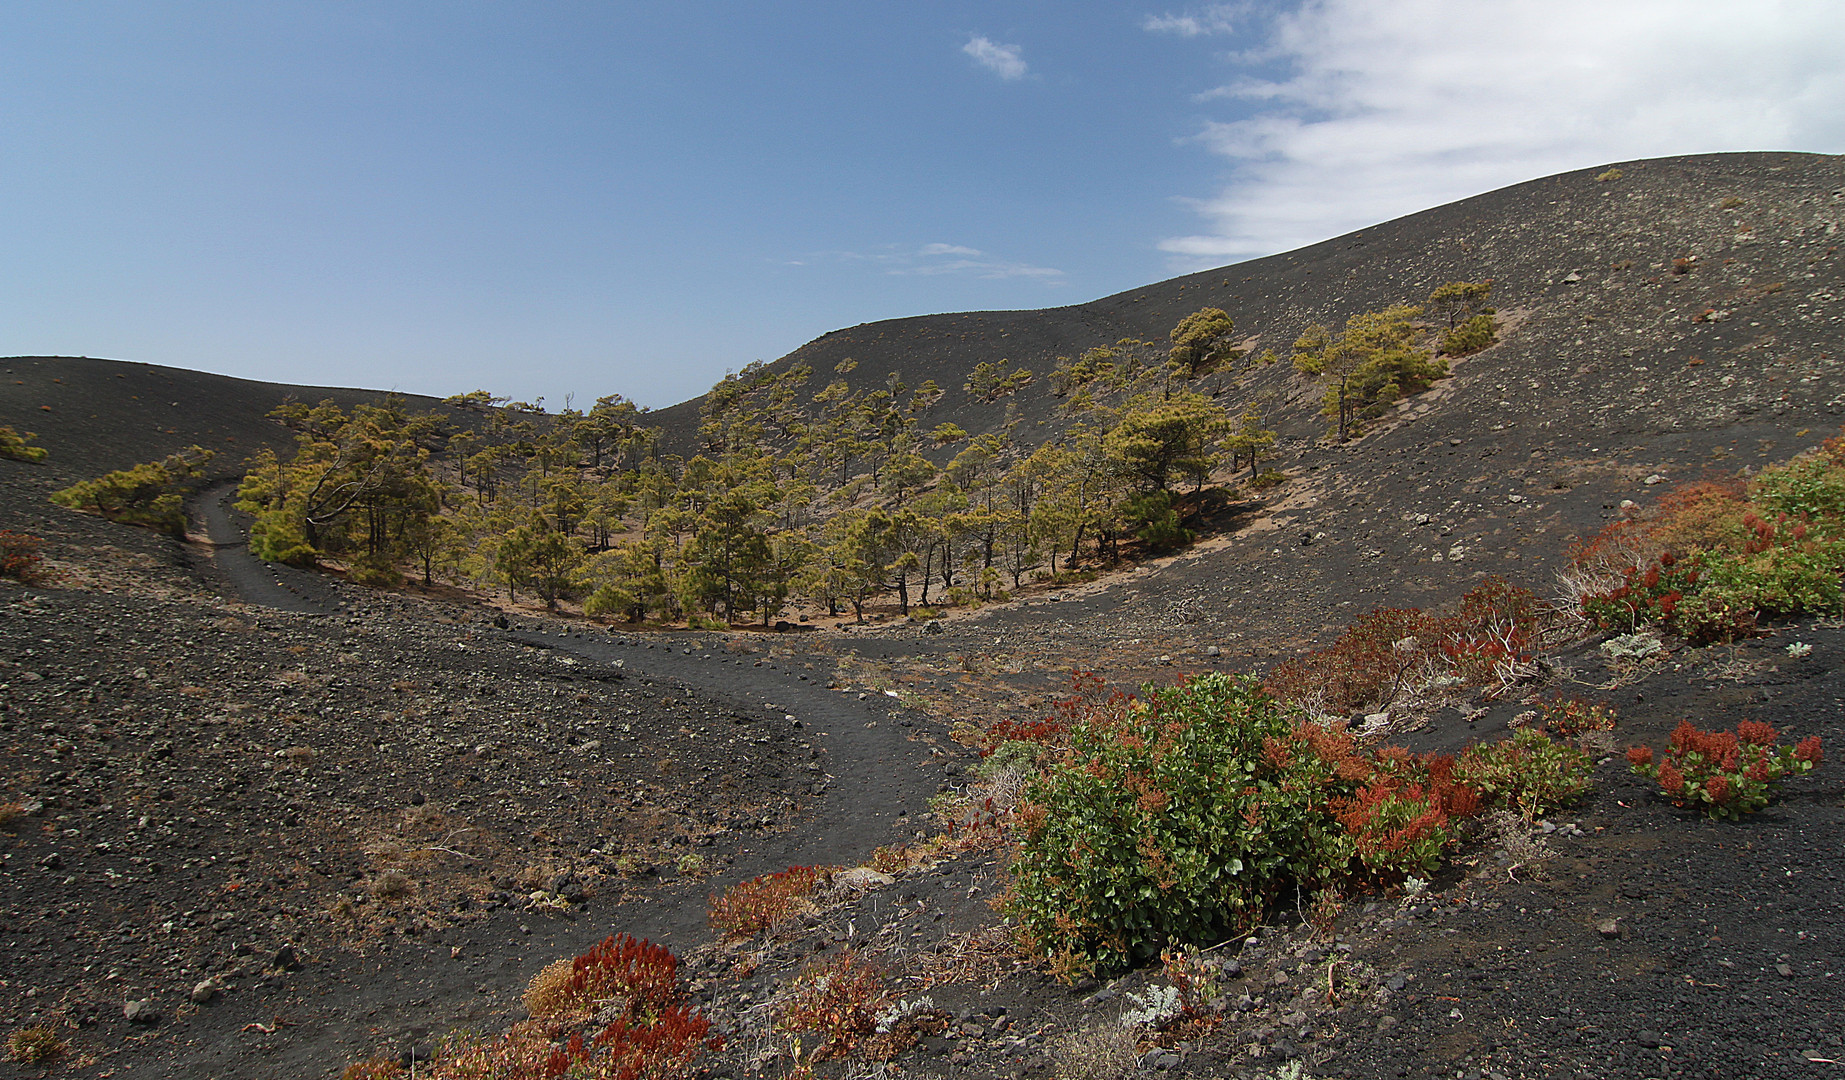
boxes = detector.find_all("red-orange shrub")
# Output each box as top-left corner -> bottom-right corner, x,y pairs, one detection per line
0,531 -> 47,583
707,865 -> 831,937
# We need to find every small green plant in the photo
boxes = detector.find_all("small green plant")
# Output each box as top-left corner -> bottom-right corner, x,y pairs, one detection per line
1597,168 -> 1624,182
1455,728 -> 1594,820
1250,468 -> 1288,490
0,426 -> 47,463
1628,720 -> 1821,820
687,613 -> 728,630
7,1024 -> 66,1064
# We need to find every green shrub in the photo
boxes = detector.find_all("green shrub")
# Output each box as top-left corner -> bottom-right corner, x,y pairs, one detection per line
0,426 -> 47,463
7,1024 -> 66,1064
976,739 -> 1046,779
1440,313 -> 1498,356
1124,490 -> 1193,551
1006,674 -> 1480,972
584,583 -> 640,621
1455,728 -> 1593,820
1752,455 -> 1845,521
1250,468 -> 1287,491
1008,675 -> 1308,971
1576,446 -> 1845,642
50,447 -> 214,534
347,552 -> 404,588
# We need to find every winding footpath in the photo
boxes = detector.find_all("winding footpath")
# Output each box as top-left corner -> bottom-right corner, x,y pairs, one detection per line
174,485 -> 957,1078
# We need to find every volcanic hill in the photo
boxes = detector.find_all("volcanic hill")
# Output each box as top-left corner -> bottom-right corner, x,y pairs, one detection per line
0,150 -> 1842,1080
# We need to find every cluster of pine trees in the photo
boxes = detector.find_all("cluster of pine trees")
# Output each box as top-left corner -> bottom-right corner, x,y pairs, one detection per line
227,286 -> 1490,625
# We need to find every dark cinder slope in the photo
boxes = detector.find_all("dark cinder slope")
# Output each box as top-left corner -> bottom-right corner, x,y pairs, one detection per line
0,357 -> 453,566
650,151 -> 1845,457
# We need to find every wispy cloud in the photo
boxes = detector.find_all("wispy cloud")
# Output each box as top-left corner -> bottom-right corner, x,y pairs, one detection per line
963,35 -> 1028,80
1159,0 -> 1845,268
801,243 -> 1063,281
1141,5 -> 1238,37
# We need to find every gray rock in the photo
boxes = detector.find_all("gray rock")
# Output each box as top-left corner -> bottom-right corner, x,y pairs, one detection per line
1597,918 -> 1622,939
190,979 -> 217,1004
123,998 -> 158,1024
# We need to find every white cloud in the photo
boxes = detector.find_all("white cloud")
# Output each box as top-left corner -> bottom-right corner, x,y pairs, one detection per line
963,35 -> 1029,80
1160,0 -> 1845,268
1142,5 -> 1238,37
809,243 -> 1064,282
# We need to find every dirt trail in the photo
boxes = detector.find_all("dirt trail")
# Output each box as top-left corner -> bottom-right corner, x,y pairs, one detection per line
139,492 -> 956,1077
193,480 -> 349,614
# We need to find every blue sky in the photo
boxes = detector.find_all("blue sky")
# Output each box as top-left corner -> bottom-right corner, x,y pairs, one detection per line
4,2 -> 1842,409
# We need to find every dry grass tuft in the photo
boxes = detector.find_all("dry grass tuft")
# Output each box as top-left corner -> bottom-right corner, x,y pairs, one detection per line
7,1024 -> 67,1065
1050,1025 -> 1141,1080
370,869 -> 413,900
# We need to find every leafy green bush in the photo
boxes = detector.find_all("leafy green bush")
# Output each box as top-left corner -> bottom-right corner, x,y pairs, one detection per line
1008,674 -> 1308,971
1006,674 -> 1481,972
1455,728 -> 1594,820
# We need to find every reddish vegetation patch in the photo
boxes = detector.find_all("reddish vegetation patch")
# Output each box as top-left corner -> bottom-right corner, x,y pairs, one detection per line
707,865 -> 832,938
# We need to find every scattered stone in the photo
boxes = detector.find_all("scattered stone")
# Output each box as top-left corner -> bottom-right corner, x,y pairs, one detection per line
1777,963 -> 1795,979
189,979 -> 217,1004
923,620 -> 944,635
832,867 -> 895,891
273,943 -> 302,971
1597,918 -> 1622,939
1636,1030 -> 1662,1048
123,998 -> 158,1025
